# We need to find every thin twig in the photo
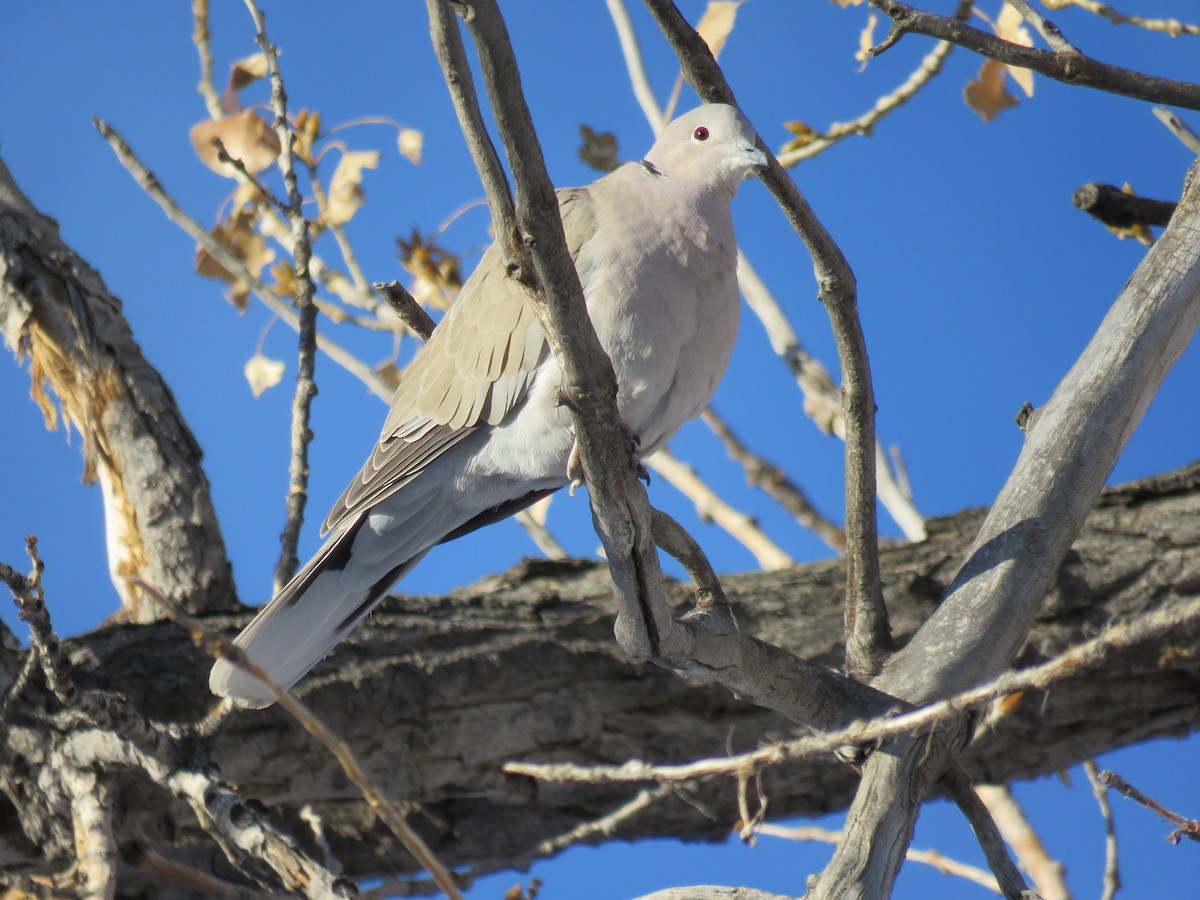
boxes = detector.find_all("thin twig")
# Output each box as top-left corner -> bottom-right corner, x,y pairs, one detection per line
243,0 -> 320,592
0,643 -> 38,721
701,408 -> 846,553
1,538 -> 74,706
192,0 -> 224,120
868,0 -> 1200,110
605,0 -> 666,133
140,581 -> 465,900
505,591 -> 1200,784
1006,0 -> 1077,53
640,0 -> 892,678
736,252 -> 926,543
1084,760 -> 1121,900
93,117 -> 390,399
756,823 -> 1002,894
1043,0 -> 1200,38
647,448 -> 795,571
974,783 -> 1068,900
779,0 -> 972,166
942,768 -> 1035,900
1153,106 -> 1200,154
374,280 -> 436,339
1099,769 -> 1200,844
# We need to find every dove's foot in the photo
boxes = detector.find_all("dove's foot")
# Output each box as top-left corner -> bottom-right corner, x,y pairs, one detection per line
565,422 -> 650,494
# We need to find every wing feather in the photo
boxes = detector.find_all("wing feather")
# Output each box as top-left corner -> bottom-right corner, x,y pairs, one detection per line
321,187 -> 597,535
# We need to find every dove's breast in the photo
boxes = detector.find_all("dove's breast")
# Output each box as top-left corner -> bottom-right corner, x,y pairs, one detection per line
580,186 -> 741,455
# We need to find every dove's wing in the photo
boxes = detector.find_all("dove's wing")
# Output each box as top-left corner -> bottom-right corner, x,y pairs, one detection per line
321,188 -> 596,537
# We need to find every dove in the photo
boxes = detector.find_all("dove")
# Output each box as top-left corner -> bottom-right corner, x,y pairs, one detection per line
211,104 -> 767,707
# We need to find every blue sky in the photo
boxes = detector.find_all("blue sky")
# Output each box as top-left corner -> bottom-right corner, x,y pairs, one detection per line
2,2 -> 1199,897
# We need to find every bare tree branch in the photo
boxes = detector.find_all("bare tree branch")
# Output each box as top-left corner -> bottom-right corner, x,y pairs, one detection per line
1073,182 -> 1176,229
1043,0 -> 1200,38
868,0 -> 1200,110
1084,760 -> 1121,900
241,0 -> 321,592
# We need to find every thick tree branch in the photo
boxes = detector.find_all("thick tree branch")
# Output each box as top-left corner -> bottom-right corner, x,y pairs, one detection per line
0,156 -> 237,619
4,462 -> 1200,885
818,159 -> 1200,897
1073,182 -> 1176,229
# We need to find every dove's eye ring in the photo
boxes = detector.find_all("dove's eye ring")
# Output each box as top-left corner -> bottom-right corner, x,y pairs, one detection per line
693,126 -> 710,142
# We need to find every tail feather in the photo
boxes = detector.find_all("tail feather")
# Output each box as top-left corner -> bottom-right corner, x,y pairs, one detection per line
209,519 -> 427,709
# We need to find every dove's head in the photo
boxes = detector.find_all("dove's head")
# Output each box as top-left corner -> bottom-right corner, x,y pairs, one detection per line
643,104 -> 767,193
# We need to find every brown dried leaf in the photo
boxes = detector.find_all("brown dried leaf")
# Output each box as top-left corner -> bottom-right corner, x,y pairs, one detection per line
396,228 -> 462,311
222,52 -> 270,112
696,1 -> 745,60
195,210 -> 275,309
374,360 -> 403,393
244,353 -> 285,398
397,128 -> 423,165
294,108 -> 322,167
229,52 -> 269,91
325,150 -> 380,227
269,261 -> 299,299
964,59 -> 1020,123
578,124 -> 620,173
190,109 -> 281,176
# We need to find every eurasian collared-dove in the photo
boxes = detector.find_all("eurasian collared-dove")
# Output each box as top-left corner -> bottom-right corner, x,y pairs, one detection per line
210,104 -> 767,707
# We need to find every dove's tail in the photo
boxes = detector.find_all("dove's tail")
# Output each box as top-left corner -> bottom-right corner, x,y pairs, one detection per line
209,513 -> 433,709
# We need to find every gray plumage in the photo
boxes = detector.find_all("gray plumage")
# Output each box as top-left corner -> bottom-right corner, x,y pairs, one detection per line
211,104 -> 766,708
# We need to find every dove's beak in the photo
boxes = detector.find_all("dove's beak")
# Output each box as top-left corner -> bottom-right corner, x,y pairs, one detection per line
741,145 -> 769,175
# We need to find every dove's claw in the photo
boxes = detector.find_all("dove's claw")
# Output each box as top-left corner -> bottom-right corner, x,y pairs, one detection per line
567,439 -> 585,495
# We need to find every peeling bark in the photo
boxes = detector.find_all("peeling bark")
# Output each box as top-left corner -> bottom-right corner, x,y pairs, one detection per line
0,157 -> 236,621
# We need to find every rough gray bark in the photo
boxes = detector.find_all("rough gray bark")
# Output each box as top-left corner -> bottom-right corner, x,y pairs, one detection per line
3,462 -> 1199,891
0,157 -> 237,622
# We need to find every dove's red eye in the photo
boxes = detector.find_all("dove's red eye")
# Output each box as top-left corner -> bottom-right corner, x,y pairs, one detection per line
693,126 -> 710,141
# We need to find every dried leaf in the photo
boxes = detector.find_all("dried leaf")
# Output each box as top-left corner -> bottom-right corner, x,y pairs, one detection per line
994,2 -> 1035,98
374,360 -> 403,393
294,108 -> 322,167
397,128 -> 423,165
190,109 -> 281,176
195,210 -> 275,309
780,120 -> 820,154
964,59 -> 1020,123
578,124 -> 619,173
695,1 -> 745,60
244,353 -> 285,398
269,261 -> 299,299
856,11 -> 878,70
831,0 -> 865,6
397,228 -> 462,311
229,52 -> 270,91
222,52 -> 270,112
325,150 -> 380,227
